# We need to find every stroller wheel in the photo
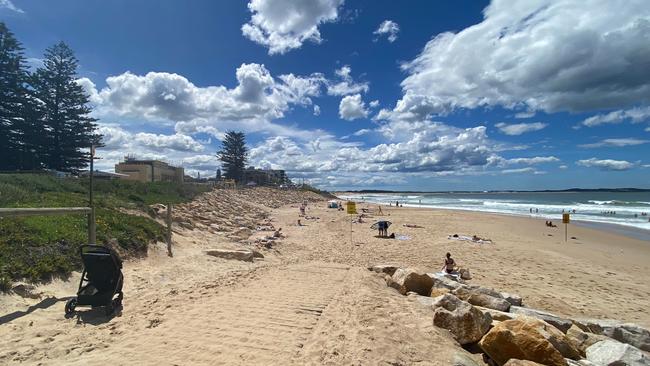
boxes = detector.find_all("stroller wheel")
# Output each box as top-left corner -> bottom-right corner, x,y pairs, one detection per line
105,303 -> 114,316
65,298 -> 77,315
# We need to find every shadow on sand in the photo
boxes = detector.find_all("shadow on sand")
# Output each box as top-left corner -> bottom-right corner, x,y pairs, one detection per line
0,296 -> 73,325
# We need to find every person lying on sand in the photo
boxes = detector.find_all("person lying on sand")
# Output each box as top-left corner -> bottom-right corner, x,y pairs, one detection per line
403,223 -> 423,228
441,252 -> 456,274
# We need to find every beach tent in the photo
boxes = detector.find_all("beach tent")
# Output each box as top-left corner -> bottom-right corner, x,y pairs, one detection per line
327,200 -> 338,208
370,221 -> 392,230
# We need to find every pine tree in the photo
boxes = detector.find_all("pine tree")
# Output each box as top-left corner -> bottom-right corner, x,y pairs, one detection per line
0,22 -> 35,170
32,42 -> 99,172
217,131 -> 248,182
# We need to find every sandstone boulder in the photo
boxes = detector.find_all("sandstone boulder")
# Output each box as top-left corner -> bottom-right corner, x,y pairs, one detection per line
408,293 -> 435,307
479,317 -> 581,366
368,264 -> 398,276
459,268 -> 472,280
427,272 -> 464,290
501,292 -> 523,307
453,285 -> 503,301
475,306 -> 517,322
586,339 -> 649,366
391,268 -> 434,296
204,249 -> 254,262
503,360 -> 544,366
467,293 -> 511,312
432,294 -> 492,345
573,319 -> 650,352
566,325 -> 609,356
452,351 -> 483,366
430,287 -> 451,298
509,306 -> 572,333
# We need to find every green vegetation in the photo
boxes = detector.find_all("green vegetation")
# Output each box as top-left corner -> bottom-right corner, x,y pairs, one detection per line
0,174 -> 209,287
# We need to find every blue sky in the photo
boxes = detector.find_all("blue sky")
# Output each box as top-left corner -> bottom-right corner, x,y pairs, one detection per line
2,0 -> 650,190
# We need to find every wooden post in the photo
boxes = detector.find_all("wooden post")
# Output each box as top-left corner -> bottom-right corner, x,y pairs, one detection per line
166,203 -> 173,257
89,144 -> 96,244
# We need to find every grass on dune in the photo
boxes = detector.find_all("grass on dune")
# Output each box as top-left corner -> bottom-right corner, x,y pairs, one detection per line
0,174 -> 209,287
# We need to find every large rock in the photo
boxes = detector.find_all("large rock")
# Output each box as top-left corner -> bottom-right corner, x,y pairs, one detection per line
432,294 -> 492,345
503,360 -> 544,366
368,264 -> 398,276
430,287 -> 451,298
407,293 -> 435,307
452,351 -> 483,366
509,306 -> 572,333
479,317 -> 581,366
391,268 -> 434,296
427,272 -> 464,290
586,339 -> 649,366
467,293 -> 511,312
459,268 -> 472,280
573,319 -> 650,352
566,325 -> 609,356
501,292 -> 523,307
475,306 -> 517,322
204,249 -> 254,262
454,285 -> 503,301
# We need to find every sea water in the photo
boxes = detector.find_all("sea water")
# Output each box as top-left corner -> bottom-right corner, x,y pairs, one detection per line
338,191 -> 650,235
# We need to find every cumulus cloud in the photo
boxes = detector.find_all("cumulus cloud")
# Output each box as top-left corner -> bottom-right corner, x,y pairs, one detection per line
327,65 -> 369,96
576,158 -> 636,171
313,105 -> 321,116
0,0 -> 23,13
580,106 -> 650,127
241,0 -> 344,55
505,156 -> 559,165
374,20 -> 400,42
501,167 -> 536,174
134,132 -> 204,152
86,63 -> 330,140
389,0 -> 650,119
339,94 -> 368,120
579,138 -> 649,148
495,122 -> 547,135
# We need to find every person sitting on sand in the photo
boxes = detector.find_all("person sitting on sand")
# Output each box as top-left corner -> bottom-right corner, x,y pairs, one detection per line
273,228 -> 283,238
442,253 -> 456,274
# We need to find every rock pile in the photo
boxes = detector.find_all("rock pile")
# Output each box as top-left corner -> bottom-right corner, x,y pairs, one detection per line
152,187 -> 324,243
370,265 -> 650,366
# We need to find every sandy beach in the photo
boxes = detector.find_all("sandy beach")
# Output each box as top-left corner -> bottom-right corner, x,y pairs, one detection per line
1,189 -> 649,365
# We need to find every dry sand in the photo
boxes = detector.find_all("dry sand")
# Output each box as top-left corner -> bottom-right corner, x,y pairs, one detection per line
1,190 -> 649,365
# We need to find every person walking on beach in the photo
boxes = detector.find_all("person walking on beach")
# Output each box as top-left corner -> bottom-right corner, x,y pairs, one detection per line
441,253 -> 456,274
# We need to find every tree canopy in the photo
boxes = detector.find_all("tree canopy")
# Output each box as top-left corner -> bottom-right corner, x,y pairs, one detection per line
217,131 -> 248,182
0,22 -> 100,173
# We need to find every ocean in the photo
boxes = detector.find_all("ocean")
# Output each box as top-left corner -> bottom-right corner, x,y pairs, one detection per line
338,191 -> 650,238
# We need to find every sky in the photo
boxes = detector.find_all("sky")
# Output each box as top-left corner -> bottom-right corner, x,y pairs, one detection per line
2,0 -> 650,191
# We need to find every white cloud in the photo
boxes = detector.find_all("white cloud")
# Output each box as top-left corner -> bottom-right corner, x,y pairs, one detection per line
495,122 -> 547,135
374,20 -> 400,42
327,65 -> 369,96
134,132 -> 204,152
0,0 -> 23,13
241,0 -> 344,55
390,0 -> 650,118
501,167 -> 535,174
313,105 -> 321,116
505,156 -> 559,165
576,158 -> 636,171
559,165 -> 568,169
579,138 -> 649,148
86,63 -> 329,140
580,106 -> 650,127
339,94 -> 368,120
369,100 -> 379,108
646,127 -> 650,132
514,110 -> 536,119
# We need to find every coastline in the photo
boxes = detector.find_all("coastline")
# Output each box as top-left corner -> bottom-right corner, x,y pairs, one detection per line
335,192 -> 650,241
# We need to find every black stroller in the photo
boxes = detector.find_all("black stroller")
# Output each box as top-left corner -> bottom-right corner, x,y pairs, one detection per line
65,245 -> 124,316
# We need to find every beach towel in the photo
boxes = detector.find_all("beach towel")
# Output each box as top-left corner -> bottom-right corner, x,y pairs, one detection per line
396,235 -> 411,241
447,235 -> 493,244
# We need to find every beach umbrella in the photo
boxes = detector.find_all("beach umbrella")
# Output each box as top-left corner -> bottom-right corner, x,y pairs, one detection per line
370,221 -> 392,230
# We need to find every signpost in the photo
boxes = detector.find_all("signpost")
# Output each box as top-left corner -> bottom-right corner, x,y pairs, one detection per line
562,213 -> 570,242
346,201 -> 357,244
